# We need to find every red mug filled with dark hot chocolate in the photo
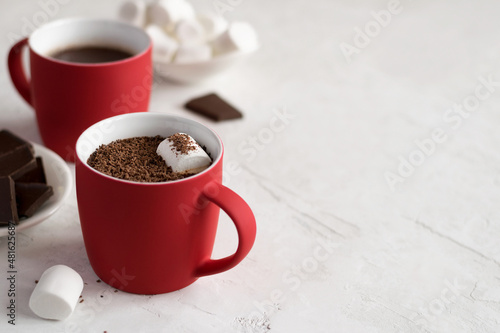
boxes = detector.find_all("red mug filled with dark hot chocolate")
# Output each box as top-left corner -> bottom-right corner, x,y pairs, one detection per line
8,18 -> 152,161
75,113 -> 257,294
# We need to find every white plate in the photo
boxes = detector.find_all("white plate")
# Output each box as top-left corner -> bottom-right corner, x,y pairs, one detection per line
154,48 -> 258,84
0,143 -> 72,236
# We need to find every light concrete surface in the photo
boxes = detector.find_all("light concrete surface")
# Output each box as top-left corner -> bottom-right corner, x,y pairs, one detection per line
1,0 -> 500,332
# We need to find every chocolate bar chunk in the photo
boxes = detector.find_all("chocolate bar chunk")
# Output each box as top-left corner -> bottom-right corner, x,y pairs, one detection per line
0,177 -> 18,225
15,183 -> 54,218
0,130 -> 36,178
185,93 -> 243,121
0,129 -> 54,222
14,157 -> 47,184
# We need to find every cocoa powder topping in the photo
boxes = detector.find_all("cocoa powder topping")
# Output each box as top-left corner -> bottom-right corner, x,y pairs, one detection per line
167,133 -> 197,155
87,136 -> 195,182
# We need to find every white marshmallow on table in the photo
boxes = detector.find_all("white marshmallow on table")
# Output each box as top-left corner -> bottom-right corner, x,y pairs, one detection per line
29,265 -> 84,320
157,133 -> 211,174
145,25 -> 179,63
197,13 -> 228,41
118,0 -> 148,27
174,43 -> 212,63
212,21 -> 259,55
174,19 -> 205,44
147,0 -> 195,32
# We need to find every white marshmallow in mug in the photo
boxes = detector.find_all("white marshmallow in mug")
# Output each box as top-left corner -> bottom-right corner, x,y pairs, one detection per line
145,25 -> 179,62
118,0 -> 148,27
157,133 -> 211,174
174,43 -> 212,64
29,265 -> 84,320
148,0 -> 195,32
212,21 -> 259,55
197,13 -> 228,41
175,19 -> 205,44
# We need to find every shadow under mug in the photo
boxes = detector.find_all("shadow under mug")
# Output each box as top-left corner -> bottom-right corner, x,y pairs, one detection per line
8,18 -> 152,162
75,113 -> 257,294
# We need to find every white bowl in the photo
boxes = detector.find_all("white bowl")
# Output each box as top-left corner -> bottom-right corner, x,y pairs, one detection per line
0,143 -> 72,236
153,48 -> 258,84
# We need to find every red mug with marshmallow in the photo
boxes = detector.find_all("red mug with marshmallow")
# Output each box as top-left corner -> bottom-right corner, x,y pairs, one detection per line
75,113 -> 257,294
8,18 -> 152,162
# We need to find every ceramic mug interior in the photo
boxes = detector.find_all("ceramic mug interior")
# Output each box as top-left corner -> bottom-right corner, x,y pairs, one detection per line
29,18 -> 151,62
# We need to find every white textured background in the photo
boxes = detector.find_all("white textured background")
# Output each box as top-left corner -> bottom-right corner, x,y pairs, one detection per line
1,0 -> 500,332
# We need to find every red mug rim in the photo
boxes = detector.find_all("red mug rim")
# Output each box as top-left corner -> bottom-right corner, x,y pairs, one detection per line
28,17 -> 152,68
75,112 -> 224,186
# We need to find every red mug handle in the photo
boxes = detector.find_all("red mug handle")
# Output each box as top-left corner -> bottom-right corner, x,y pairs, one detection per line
195,182 -> 257,277
8,38 -> 32,106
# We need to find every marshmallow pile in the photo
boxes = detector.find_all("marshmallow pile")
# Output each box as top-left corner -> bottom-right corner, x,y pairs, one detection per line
118,0 -> 258,64
156,133 -> 212,174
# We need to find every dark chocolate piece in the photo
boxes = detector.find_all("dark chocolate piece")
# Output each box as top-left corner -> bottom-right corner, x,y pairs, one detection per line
0,130 -> 36,178
15,183 -> 53,218
13,157 -> 47,184
0,177 -> 18,225
184,93 -> 243,121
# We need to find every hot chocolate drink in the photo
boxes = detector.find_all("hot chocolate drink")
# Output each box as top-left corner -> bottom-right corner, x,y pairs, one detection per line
50,46 -> 133,64
87,134 -> 212,183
